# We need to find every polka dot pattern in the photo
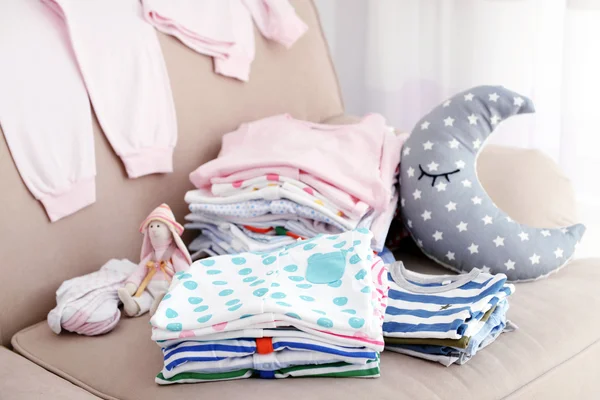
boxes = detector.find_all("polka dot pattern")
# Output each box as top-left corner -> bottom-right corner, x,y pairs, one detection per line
196,314 -> 212,323
183,281 -> 198,290
152,229 -> 382,344
232,257 -> 246,265
349,317 -> 365,329
355,269 -> 367,280
253,288 -> 268,297
283,265 -> 298,272
349,254 -> 361,264
296,283 -> 312,289
262,256 -> 276,265
333,297 -> 348,306
317,317 -> 334,328
166,323 -> 182,331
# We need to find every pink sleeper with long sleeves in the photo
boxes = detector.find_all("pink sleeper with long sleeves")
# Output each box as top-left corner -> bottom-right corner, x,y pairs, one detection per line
0,0 -> 176,222
142,0 -> 307,81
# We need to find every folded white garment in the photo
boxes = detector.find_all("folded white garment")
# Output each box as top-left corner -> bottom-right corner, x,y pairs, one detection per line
164,351 -> 358,378
186,212 -> 340,236
151,230 -> 388,351
211,174 -> 370,220
48,259 -> 137,335
186,221 -> 297,253
157,326 -> 382,351
186,185 -> 357,229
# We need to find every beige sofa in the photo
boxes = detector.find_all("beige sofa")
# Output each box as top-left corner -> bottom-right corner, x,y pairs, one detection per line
1,2 -> 599,399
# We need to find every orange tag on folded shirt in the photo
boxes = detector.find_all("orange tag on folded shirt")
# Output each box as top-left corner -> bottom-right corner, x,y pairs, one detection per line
256,337 -> 274,354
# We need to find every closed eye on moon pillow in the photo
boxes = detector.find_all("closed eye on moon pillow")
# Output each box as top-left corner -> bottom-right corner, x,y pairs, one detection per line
399,85 -> 585,281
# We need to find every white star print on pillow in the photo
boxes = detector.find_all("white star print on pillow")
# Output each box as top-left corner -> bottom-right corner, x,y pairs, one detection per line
399,85 -> 585,281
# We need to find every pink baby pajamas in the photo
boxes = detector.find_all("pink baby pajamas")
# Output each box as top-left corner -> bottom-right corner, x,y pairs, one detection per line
142,0 -> 307,81
43,0 -> 177,178
0,0 -> 178,222
0,0 -> 95,222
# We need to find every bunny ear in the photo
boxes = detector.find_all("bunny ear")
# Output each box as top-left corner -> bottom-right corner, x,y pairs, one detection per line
171,226 -> 192,265
140,231 -> 153,263
400,85 -> 585,281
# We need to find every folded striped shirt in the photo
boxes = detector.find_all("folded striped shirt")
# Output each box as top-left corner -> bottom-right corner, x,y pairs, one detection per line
162,349 -> 373,378
386,301 -> 511,366
155,358 -> 380,384
161,336 -> 377,374
383,262 -> 514,340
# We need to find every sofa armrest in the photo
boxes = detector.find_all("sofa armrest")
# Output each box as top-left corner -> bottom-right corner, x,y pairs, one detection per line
0,346 -> 100,400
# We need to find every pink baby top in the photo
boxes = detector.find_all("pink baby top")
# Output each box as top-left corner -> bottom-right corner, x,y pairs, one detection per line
189,114 -> 403,211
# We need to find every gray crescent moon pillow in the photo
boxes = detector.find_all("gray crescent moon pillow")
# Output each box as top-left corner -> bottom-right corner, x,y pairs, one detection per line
399,85 -> 585,281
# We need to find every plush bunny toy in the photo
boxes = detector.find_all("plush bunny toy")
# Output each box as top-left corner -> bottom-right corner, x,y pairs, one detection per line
118,204 -> 192,317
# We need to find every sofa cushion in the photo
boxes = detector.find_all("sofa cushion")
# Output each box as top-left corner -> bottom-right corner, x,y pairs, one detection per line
0,346 -> 99,400
12,255 -> 600,400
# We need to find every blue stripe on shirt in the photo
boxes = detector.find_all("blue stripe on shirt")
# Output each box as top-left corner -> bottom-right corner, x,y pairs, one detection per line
382,319 -> 468,335
165,356 -> 229,371
388,344 -> 458,356
385,305 -> 473,318
163,343 -> 256,361
387,279 -> 505,305
387,274 -> 498,290
272,341 -> 377,360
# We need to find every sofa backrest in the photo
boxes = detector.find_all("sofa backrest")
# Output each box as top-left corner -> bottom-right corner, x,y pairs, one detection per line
0,0 -> 342,345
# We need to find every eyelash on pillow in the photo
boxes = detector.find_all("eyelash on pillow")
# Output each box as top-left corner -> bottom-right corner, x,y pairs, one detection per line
418,164 -> 460,187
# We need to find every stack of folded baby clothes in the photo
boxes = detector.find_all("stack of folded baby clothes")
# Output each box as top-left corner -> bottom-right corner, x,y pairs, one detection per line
184,113 -> 407,259
382,261 -> 516,366
150,229 -> 389,383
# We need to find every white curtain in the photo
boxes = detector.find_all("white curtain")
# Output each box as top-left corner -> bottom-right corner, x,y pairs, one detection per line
315,0 -> 600,207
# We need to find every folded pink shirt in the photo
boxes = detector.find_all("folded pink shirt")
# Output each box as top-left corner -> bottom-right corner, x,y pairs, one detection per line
189,114 -> 404,211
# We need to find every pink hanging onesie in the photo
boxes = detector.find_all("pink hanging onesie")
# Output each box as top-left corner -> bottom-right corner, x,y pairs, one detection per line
0,0 -> 177,222
142,0 -> 307,81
